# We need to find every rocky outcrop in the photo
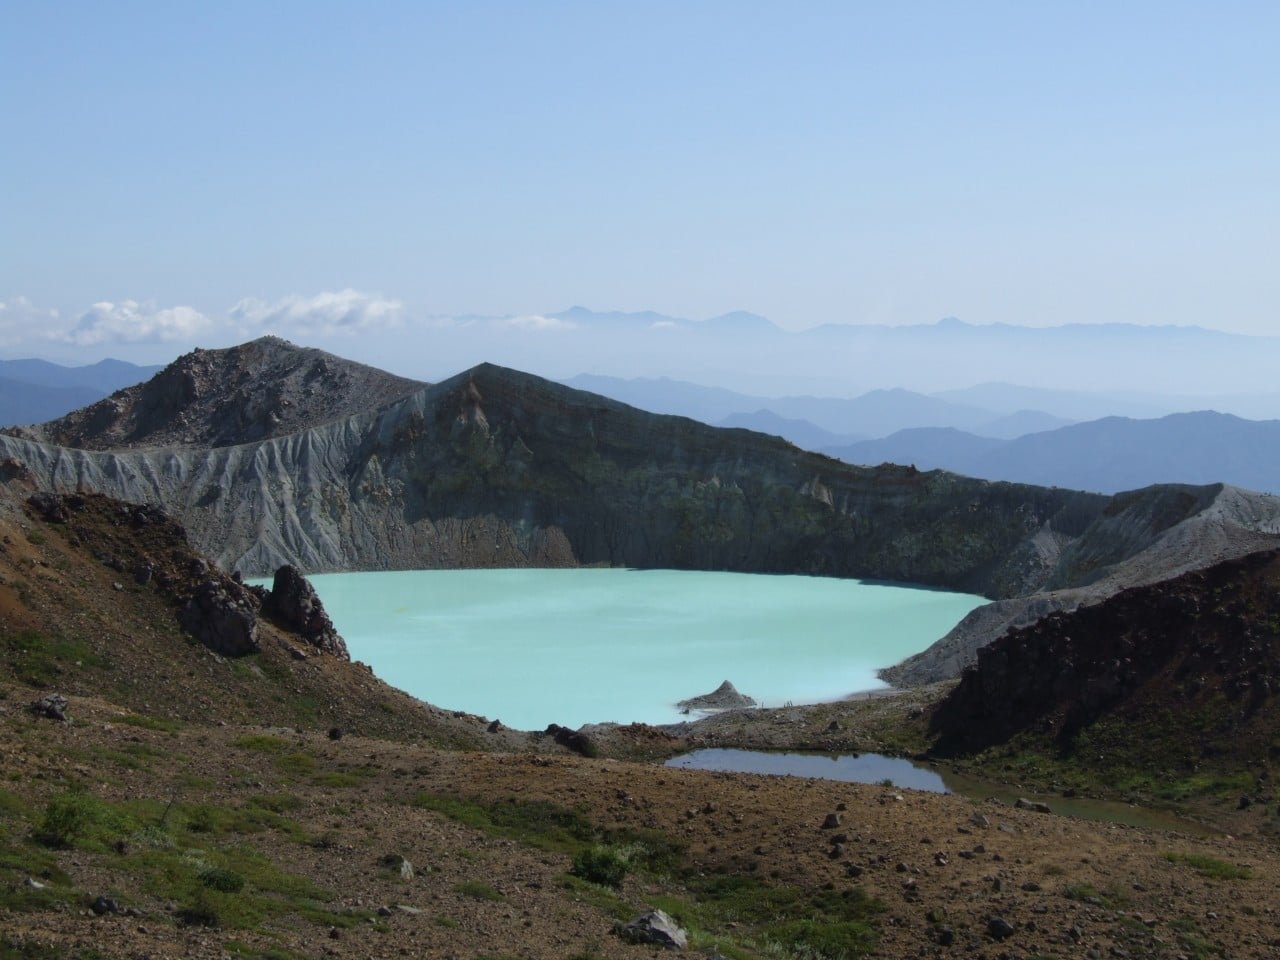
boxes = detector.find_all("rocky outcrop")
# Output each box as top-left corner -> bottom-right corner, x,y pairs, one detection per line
261,564 -> 349,659
678,680 -> 756,712
178,574 -> 260,657
929,548 -> 1280,758
6,355 -> 1280,683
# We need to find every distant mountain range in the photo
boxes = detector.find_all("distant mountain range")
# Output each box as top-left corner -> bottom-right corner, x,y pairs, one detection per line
565,373 -> 1280,495
0,357 -> 161,427
561,374 -> 1072,442
407,309 -> 1280,400
824,411 -> 1280,495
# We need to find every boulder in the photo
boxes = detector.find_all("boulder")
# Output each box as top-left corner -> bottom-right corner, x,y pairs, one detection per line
30,693 -> 69,721
617,909 -> 687,950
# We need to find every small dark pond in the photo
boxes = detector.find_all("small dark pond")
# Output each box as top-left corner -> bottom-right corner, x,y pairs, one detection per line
665,748 -> 949,792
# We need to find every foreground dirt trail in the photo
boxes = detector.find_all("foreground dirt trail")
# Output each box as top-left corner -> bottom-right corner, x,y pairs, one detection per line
4,689 -> 1279,959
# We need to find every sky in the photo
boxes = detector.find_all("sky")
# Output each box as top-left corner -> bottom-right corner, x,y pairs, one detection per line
2,1 -> 1278,370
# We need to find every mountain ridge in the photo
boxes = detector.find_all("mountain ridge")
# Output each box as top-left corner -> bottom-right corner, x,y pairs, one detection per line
5,339 -> 1280,683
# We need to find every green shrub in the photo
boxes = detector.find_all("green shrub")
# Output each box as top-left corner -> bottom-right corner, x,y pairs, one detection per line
200,866 -> 246,893
570,845 -> 630,888
34,792 -> 98,849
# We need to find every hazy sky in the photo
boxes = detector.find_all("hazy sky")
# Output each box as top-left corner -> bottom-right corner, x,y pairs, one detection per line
2,1 -> 1278,364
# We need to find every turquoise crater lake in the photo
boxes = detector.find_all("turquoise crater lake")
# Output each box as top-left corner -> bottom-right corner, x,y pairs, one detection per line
299,569 -> 984,731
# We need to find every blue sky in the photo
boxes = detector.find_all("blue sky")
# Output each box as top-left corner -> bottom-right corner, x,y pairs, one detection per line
2,1 -> 1277,364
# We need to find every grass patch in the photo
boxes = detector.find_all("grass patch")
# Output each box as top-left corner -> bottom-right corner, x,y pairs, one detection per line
274,752 -> 316,777
410,793 -> 597,854
232,734 -> 291,753
117,713 -> 182,732
180,796 -> 305,841
0,839 -> 80,914
6,782 -> 358,935
0,788 -> 31,820
0,630 -> 109,687
1162,851 -> 1252,880
651,875 -> 885,958
561,875 -> 632,921
455,880 -> 506,902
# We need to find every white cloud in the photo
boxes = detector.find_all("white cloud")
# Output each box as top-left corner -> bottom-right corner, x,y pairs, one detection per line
0,297 -> 61,345
57,299 -> 212,346
504,314 -> 575,333
230,289 -> 403,336
650,320 -> 679,330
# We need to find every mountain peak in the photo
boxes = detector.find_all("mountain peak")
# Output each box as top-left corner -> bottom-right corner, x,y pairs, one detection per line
11,338 -> 425,450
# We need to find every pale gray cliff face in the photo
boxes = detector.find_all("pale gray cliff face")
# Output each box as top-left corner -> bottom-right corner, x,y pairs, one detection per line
4,361 -> 1279,684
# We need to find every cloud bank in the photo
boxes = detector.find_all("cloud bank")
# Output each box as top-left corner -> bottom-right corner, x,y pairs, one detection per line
230,289 -> 403,336
57,300 -> 212,346
504,314 -> 576,333
0,297 -> 62,346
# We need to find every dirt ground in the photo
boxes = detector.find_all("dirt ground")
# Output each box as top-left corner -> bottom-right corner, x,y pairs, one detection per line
3,685 -> 1279,960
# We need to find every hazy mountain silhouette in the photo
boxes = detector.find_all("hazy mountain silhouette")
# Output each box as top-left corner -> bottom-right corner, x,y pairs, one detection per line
826,411 -> 1280,494
716,410 -> 865,449
0,357 -> 162,427
561,374 -> 1035,439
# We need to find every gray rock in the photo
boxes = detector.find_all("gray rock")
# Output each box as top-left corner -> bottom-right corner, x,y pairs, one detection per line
30,693 -> 69,721
1015,798 -> 1052,814
618,909 -> 687,950
178,578 -> 259,657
